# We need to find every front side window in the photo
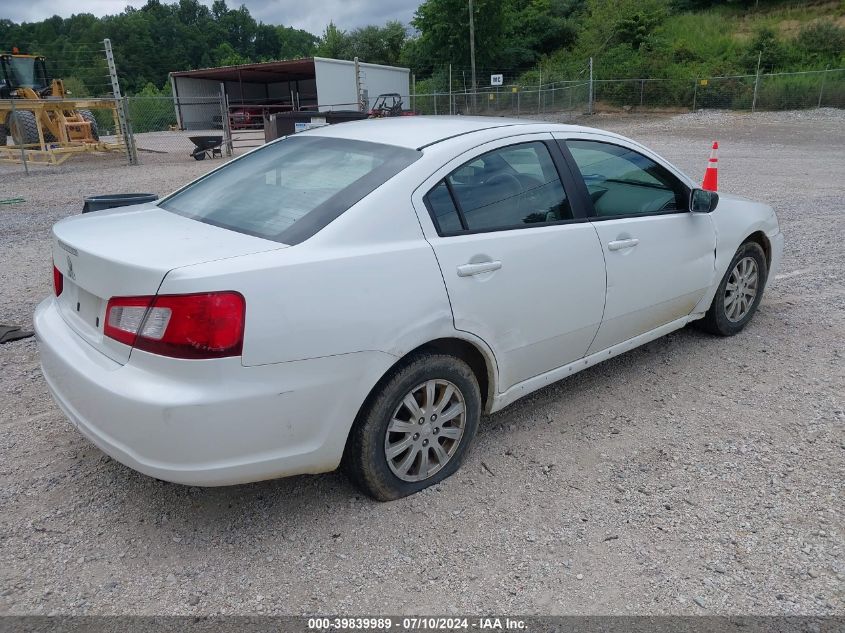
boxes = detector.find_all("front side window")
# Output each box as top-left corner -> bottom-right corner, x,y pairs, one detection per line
565,140 -> 687,218
425,141 -> 573,234
161,136 -> 421,244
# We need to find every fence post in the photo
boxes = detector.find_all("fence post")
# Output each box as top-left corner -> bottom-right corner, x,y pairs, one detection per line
353,57 -> 363,111
538,66 -> 542,115
752,51 -> 762,113
434,92 -> 437,116
104,38 -> 137,166
588,57 -> 594,115
411,73 -> 415,113
692,80 -> 698,111
220,83 -> 232,156
120,97 -> 138,166
640,79 -> 645,108
449,64 -> 452,115
818,67 -> 829,108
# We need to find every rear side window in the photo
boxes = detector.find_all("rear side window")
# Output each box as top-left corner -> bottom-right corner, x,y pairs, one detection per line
160,136 -> 421,245
426,182 -> 464,233
565,140 -> 687,217
424,141 -> 573,235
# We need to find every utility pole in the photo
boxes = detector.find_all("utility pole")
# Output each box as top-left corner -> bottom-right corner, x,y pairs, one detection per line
468,0 -> 476,114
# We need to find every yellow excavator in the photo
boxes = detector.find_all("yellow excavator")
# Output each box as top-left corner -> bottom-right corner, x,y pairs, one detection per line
0,49 -> 99,147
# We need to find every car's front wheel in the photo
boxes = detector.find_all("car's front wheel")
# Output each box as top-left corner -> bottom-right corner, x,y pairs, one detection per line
345,353 -> 481,501
697,240 -> 768,336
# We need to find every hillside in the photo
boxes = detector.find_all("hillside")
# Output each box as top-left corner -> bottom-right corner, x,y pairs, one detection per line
540,0 -> 845,83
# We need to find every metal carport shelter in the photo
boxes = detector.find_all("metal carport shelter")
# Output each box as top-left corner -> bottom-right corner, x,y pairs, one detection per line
169,57 -> 410,129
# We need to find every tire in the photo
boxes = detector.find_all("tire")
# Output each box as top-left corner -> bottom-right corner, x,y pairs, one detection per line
696,241 -> 768,336
7,110 -> 40,146
78,110 -> 99,140
344,353 -> 482,501
192,152 -> 205,161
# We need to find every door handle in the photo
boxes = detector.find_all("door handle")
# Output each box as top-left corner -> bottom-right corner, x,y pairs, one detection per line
457,260 -> 502,277
607,238 -> 639,251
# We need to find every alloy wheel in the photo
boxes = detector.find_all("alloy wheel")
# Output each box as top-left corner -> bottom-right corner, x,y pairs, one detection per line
724,256 -> 759,322
384,379 -> 466,482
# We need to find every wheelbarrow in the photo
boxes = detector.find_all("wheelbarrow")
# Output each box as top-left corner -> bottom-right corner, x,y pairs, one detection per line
189,135 -> 223,161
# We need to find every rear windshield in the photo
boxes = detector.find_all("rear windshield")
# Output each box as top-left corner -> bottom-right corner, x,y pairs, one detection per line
160,135 -> 421,244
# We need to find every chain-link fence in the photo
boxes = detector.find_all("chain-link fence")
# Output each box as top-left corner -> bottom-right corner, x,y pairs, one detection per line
409,68 -> 844,117
410,80 -> 592,118
123,96 -> 232,163
123,96 -> 319,162
591,68 -> 844,113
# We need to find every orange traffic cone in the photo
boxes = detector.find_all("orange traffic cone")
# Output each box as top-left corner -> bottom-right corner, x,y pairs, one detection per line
702,141 -> 719,191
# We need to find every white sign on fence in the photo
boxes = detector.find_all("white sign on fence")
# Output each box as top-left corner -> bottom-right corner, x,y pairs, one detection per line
490,74 -> 503,86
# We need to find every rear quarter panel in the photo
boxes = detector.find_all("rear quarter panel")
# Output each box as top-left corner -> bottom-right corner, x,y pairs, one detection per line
156,163 -> 456,367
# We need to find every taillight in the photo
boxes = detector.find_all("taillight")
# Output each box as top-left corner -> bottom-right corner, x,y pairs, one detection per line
53,264 -> 63,296
104,292 -> 245,359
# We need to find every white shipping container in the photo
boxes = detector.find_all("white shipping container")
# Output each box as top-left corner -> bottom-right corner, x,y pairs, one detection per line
314,57 -> 410,112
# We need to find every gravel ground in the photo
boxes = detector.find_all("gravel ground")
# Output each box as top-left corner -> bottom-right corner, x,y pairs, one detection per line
0,110 -> 843,616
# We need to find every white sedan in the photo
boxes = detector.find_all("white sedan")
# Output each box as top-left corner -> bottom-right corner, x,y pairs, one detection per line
34,117 -> 784,500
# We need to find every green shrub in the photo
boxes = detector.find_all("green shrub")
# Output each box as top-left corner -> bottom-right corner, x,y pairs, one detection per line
796,22 -> 845,66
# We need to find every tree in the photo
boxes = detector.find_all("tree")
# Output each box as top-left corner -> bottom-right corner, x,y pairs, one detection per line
500,0 -> 581,66
741,27 -> 790,73
214,42 -> 249,66
411,0 -> 508,73
579,0 -> 668,54
315,21 -> 351,59
277,26 -> 317,59
344,21 -> 407,65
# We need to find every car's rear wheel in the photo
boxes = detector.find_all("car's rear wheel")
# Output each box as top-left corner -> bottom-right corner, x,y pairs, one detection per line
697,241 -> 768,336
344,353 -> 481,501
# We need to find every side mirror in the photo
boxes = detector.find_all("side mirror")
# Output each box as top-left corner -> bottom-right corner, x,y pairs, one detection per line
690,188 -> 719,213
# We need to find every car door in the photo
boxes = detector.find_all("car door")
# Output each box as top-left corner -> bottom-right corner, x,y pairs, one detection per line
411,135 -> 607,392
555,135 -> 716,354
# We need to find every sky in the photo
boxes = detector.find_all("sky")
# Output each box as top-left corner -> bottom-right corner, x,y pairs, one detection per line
3,0 -> 421,35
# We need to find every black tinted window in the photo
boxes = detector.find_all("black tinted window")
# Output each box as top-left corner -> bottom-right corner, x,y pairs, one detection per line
565,140 -> 687,217
425,182 -> 464,234
442,142 -> 572,232
160,136 -> 421,244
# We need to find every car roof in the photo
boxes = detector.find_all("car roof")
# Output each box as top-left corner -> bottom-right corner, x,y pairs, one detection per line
302,116 -> 597,151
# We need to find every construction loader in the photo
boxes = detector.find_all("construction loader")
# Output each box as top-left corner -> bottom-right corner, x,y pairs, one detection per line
0,49 -> 99,147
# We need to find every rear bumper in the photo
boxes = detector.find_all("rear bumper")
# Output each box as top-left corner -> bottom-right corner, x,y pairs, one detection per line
34,297 -> 395,486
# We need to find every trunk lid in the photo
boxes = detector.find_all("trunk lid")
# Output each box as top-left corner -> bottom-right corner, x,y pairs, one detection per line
51,203 -> 285,364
